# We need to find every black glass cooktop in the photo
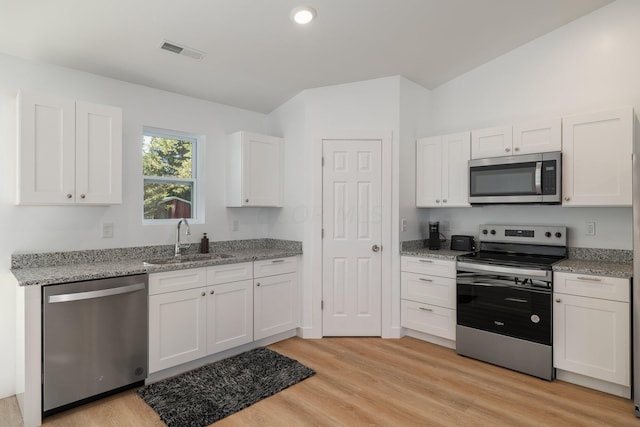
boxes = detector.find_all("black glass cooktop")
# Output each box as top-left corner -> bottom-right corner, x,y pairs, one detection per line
459,251 -> 564,269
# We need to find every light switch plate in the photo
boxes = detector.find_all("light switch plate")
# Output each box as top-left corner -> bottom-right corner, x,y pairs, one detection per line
585,221 -> 596,236
102,222 -> 114,238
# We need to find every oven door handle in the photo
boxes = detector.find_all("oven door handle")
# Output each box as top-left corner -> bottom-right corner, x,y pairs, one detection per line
535,161 -> 542,194
457,261 -> 550,278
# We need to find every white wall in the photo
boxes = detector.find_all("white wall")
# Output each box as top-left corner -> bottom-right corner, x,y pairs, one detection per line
425,0 -> 640,250
399,77 -> 433,241
269,77 -> 403,338
0,53 -> 271,398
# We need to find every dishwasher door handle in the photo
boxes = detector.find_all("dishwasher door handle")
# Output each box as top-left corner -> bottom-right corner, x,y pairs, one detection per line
47,283 -> 146,304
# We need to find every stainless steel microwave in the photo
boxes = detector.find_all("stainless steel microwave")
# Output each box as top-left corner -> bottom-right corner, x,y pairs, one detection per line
468,151 -> 561,205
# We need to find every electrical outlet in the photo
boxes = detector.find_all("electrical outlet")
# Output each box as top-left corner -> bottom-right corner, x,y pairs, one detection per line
401,219 -> 407,232
102,222 -> 114,238
585,221 -> 596,236
232,220 -> 239,231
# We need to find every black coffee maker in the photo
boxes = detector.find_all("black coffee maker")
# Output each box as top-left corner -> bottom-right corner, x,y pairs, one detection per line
428,221 -> 440,250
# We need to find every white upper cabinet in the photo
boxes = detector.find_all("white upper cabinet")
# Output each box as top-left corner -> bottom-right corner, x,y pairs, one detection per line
416,132 -> 470,208
512,118 -> 561,155
226,131 -> 283,207
17,92 -> 122,205
470,125 -> 512,159
562,107 -> 633,207
472,119 -> 561,159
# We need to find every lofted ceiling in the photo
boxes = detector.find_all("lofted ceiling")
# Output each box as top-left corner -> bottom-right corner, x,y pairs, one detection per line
0,0 -> 614,113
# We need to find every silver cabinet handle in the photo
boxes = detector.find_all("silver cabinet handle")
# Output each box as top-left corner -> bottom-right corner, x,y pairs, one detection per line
577,276 -> 602,282
419,307 -> 433,312
555,298 -> 562,303
271,259 -> 285,263
564,197 -> 570,201
245,198 -> 249,203
372,244 -> 380,252
210,290 -> 215,294
505,147 -> 511,152
201,291 -> 206,296
419,278 -> 433,282
435,199 -> 440,203
80,194 -> 86,199
442,199 -> 447,203
256,283 -> 261,287
514,147 -> 520,152
48,283 -> 145,304
66,193 -> 73,199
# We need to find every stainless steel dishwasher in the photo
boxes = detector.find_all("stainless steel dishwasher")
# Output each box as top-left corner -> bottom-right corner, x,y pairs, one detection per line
42,274 -> 148,415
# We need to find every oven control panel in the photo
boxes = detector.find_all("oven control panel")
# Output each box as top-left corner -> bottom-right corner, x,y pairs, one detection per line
478,224 -> 567,246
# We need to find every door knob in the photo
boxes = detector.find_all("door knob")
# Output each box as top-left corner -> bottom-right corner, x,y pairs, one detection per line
372,244 -> 380,252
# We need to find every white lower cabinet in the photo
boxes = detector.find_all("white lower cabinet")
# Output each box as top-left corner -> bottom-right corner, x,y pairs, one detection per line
400,256 -> 456,344
254,257 -> 299,341
206,280 -> 253,354
149,258 -> 299,373
553,272 -> 630,398
149,287 -> 208,373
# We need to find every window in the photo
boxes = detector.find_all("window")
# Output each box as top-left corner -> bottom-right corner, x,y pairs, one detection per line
142,127 -> 200,221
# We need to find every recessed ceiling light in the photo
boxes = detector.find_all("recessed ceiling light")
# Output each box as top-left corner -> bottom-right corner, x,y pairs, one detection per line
290,6 -> 317,25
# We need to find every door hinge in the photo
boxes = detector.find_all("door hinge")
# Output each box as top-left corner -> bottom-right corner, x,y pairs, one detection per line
321,300 -> 324,310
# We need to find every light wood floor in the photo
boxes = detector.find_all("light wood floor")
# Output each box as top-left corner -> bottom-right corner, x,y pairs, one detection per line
1,337 -> 638,426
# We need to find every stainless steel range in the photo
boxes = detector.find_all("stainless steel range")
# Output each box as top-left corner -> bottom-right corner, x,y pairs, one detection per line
456,224 -> 567,380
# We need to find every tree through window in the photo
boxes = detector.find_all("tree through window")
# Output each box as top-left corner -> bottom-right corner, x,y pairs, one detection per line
142,128 -> 198,220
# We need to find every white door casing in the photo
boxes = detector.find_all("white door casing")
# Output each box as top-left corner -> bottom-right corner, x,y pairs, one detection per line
322,139 -> 382,336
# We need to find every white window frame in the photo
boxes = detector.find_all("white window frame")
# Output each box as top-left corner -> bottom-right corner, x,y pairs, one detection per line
142,126 -> 205,224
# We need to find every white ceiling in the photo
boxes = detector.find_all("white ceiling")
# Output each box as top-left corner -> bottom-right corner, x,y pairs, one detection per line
0,0 -> 614,113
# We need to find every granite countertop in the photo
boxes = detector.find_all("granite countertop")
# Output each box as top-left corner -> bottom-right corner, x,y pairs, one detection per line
400,239 -> 633,278
400,247 -> 472,261
400,239 -> 473,260
11,239 -> 302,286
552,259 -> 632,279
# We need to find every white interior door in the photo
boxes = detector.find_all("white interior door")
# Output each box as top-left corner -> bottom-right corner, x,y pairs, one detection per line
322,139 -> 382,336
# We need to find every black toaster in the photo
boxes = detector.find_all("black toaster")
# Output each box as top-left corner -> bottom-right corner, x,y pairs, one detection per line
450,235 -> 475,251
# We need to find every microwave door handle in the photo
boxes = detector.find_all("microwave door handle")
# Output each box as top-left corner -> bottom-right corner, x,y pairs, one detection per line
535,161 -> 542,194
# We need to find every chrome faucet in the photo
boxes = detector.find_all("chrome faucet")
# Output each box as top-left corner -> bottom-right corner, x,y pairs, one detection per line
175,218 -> 191,256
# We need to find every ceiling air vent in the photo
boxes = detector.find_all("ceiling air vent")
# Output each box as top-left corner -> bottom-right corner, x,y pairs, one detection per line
159,40 -> 206,61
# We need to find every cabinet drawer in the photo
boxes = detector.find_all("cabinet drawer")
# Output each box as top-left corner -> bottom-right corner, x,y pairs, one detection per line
254,256 -> 297,278
149,268 -> 207,295
401,272 -> 456,309
206,262 -> 253,285
401,300 -> 456,341
554,272 -> 630,302
401,256 -> 455,278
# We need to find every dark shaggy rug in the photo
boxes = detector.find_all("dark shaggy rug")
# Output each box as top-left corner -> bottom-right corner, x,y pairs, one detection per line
137,347 -> 315,427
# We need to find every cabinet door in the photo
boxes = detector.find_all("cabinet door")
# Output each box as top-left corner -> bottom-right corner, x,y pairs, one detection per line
75,101 -> 122,204
254,272 -> 298,340
206,280 -> 253,354
401,299 -> 456,340
149,268 -> 207,295
470,125 -> 513,159
17,92 -> 76,204
401,272 -> 456,309
553,293 -> 630,386
149,288 -> 207,373
401,256 -> 456,278
562,107 -> 633,206
441,132 -> 470,207
512,118 -> 561,155
254,256 -> 297,278
416,136 -> 442,207
226,132 -> 284,207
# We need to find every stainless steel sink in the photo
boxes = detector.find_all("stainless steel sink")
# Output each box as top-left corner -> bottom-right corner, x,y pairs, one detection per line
144,253 -> 234,265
